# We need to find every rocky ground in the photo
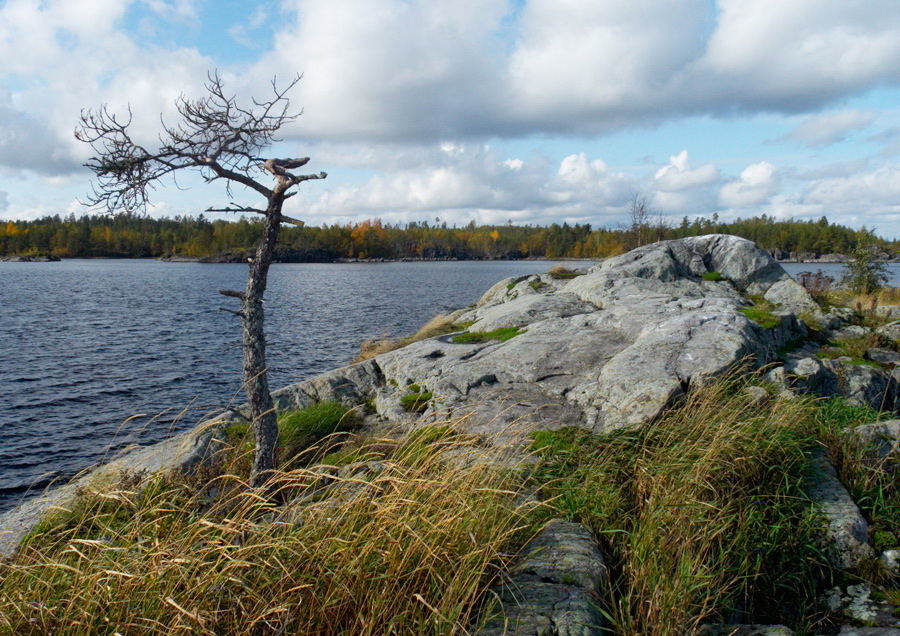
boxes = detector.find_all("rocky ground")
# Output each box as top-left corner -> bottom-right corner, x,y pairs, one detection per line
2,234 -> 899,634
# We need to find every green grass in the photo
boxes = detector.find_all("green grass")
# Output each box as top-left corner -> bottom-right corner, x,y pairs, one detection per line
401,391 -> 433,413
226,401 -> 360,469
816,333 -> 894,369
529,375 -> 831,633
278,401 -> 358,459
529,280 -> 547,291
452,327 -> 525,343
702,271 -> 724,281
739,296 -> 781,329
506,276 -> 528,290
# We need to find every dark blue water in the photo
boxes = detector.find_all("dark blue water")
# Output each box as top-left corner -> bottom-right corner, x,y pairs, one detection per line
0,259 -> 593,511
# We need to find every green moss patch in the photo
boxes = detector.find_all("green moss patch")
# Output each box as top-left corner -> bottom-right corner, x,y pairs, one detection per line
401,391 -> 433,413
702,271 -> 724,281
452,327 -> 525,344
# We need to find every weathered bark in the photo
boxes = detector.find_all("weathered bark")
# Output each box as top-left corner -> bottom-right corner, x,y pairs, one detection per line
76,74 -> 326,492
242,193 -> 284,487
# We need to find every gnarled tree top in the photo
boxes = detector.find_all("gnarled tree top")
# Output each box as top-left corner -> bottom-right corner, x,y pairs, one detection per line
75,71 -> 326,214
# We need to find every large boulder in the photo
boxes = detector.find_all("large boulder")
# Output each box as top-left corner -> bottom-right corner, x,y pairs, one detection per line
266,236 -> 813,438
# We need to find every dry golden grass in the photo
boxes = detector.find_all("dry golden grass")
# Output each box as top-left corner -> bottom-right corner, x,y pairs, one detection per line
831,285 -> 900,313
0,424 -> 535,635
353,314 -> 459,363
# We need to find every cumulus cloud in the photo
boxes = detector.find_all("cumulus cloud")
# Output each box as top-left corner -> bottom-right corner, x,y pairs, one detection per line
719,162 -> 779,208
651,151 -> 720,212
783,110 -> 877,148
802,165 -> 900,212
284,146 -> 634,226
693,0 -> 900,111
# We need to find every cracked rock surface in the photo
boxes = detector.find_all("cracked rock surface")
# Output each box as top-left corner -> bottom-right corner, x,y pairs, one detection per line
275,235 -> 810,439
475,518 -> 608,636
805,448 -> 874,570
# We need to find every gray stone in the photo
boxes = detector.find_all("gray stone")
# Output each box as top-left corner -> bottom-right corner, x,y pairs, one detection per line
853,420 -> 900,465
875,306 -> 900,321
821,583 -> 900,628
805,448 -> 874,570
820,359 -> 900,412
771,353 -> 900,412
869,348 -> 900,366
828,325 -> 872,340
877,321 -> 900,344
476,519 -> 607,635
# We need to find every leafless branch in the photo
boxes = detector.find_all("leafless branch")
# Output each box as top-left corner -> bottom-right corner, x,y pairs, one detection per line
75,71 -> 310,213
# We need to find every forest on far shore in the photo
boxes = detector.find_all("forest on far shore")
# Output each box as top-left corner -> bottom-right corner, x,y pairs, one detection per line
1,213 -> 896,261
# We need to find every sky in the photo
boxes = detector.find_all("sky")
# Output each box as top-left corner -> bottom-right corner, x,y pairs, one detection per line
2,0 -> 900,236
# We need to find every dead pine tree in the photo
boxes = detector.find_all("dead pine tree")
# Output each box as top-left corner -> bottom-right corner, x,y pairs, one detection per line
75,72 -> 326,487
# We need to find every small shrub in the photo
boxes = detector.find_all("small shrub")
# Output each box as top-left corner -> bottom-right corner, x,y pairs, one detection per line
452,327 -> 525,343
842,240 -> 890,295
702,271 -> 723,281
797,270 -> 836,309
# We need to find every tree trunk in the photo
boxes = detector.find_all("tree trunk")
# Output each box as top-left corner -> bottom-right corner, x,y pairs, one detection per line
242,195 -> 284,487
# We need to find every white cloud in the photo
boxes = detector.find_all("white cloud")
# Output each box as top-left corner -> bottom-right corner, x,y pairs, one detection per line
694,0 -> 900,111
0,190 -> 8,212
802,165 -> 900,213
651,151 -> 720,212
784,109 -> 877,148
719,161 -> 779,208
284,146 -> 634,226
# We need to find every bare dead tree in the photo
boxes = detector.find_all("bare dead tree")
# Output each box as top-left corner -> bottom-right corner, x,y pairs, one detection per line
627,192 -> 652,249
76,72 -> 326,487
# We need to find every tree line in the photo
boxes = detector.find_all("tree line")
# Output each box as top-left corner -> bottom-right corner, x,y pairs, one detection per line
1,212 -> 896,261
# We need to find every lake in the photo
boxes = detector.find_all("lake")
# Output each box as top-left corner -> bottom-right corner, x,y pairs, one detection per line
2,258 -> 899,513
0,259 -> 593,511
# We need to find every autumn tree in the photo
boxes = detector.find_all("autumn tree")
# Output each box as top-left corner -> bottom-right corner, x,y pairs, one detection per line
76,72 -> 326,487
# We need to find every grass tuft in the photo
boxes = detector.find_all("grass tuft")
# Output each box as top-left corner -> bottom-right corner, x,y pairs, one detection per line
0,422 -> 534,635
739,295 -> 781,329
452,327 -> 525,344
548,265 -> 583,280
530,373 -> 830,633
702,271 -> 724,281
353,314 -> 462,363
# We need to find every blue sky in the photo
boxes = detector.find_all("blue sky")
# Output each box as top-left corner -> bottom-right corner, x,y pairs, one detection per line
2,0 -> 900,236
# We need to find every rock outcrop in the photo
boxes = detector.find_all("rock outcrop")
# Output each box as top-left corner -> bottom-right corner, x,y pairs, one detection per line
275,235 -> 810,441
